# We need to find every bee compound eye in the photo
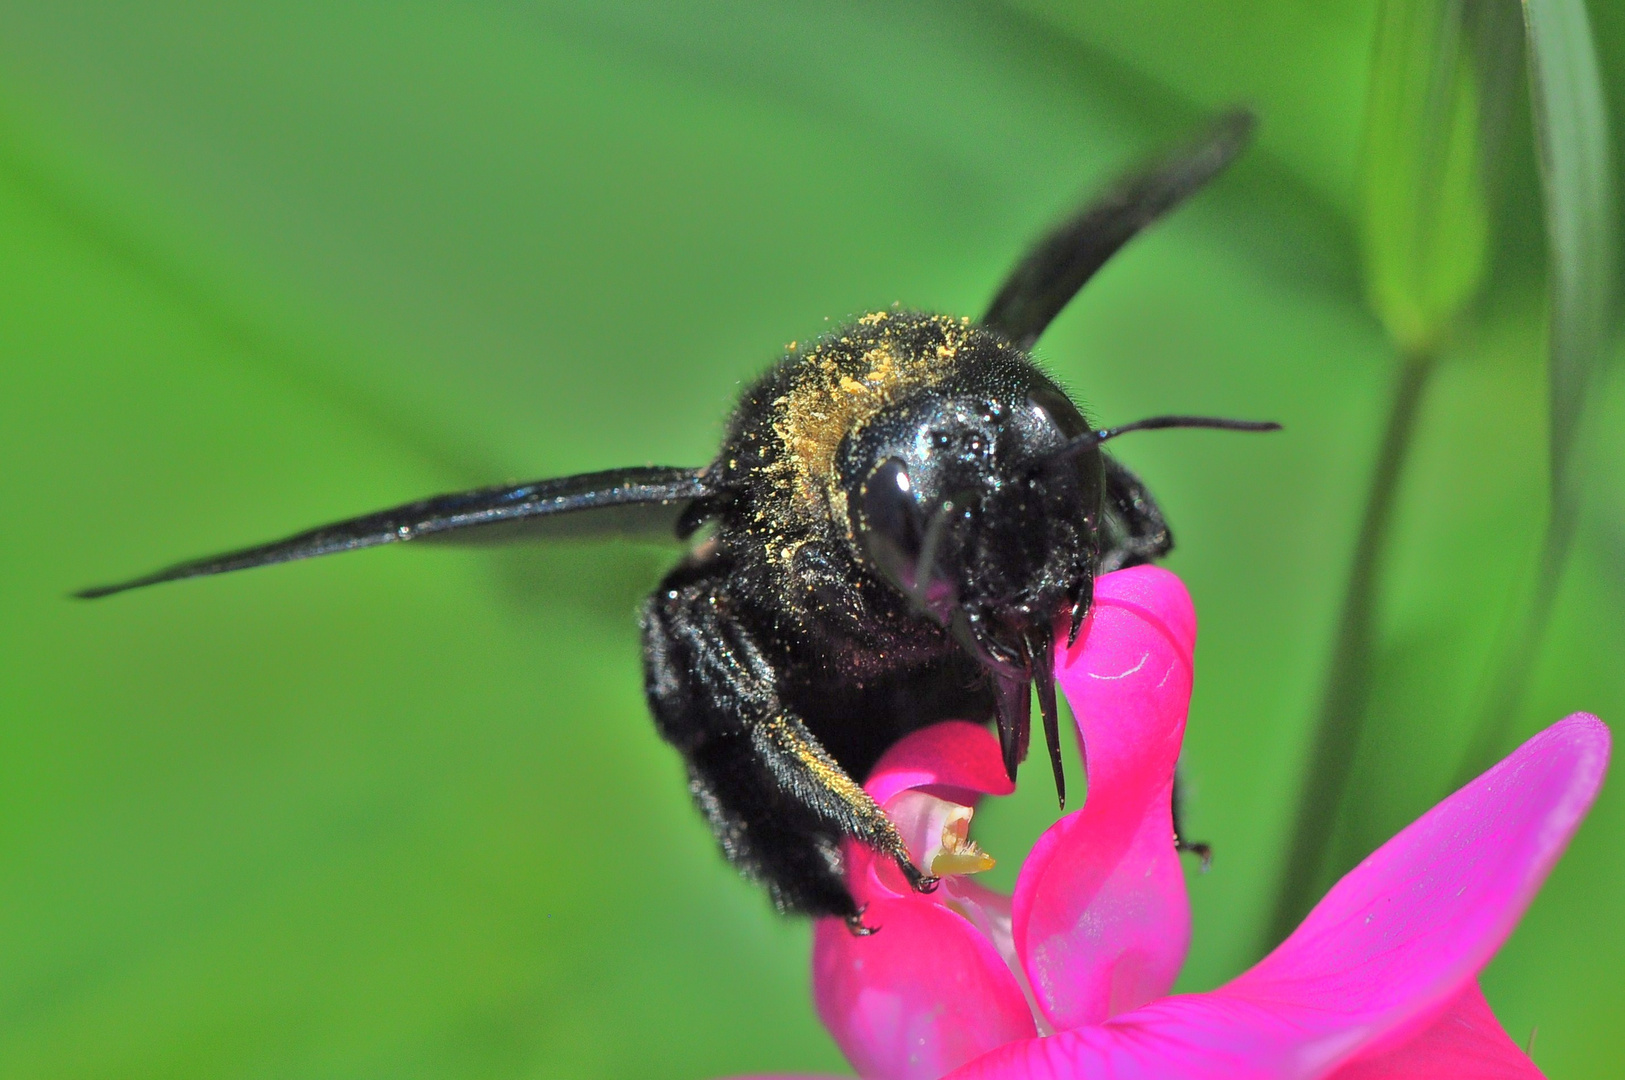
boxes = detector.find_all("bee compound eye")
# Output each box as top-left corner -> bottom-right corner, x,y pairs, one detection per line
857,457 -> 925,587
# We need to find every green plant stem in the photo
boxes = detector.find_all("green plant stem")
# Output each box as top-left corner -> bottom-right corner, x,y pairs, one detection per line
1264,349 -> 1438,948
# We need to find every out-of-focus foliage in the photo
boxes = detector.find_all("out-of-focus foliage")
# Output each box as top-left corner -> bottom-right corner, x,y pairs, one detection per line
1453,0 -> 1617,789
1267,0 -> 1617,947
1360,0 -> 1492,353
0,2 -> 1619,1078
1268,0 -> 1508,943
1525,0 -> 1617,490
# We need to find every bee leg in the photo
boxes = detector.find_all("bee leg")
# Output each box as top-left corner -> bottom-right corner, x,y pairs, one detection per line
844,906 -> 880,936
1099,455 -> 1174,572
753,710 -> 939,896
643,571 -> 933,922
1172,769 -> 1212,871
1176,834 -> 1213,871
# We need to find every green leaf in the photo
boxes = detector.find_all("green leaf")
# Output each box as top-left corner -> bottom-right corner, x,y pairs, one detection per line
1452,0 -> 1617,782
1523,0 -> 1616,502
1360,0 -> 1495,352
1267,0 -> 1512,947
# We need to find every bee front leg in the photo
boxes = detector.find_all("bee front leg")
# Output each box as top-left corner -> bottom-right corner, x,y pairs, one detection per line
1099,455 -> 1174,572
751,709 -> 940,897
643,572 -> 934,924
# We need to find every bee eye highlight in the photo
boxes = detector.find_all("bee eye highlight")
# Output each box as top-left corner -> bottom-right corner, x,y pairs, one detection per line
857,459 -> 925,590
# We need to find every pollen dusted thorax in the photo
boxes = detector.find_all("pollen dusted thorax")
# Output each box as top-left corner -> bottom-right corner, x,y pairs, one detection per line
758,311 -> 985,534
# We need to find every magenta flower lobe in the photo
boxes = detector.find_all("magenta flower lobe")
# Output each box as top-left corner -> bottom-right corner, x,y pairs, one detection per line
805,567 -> 1607,1080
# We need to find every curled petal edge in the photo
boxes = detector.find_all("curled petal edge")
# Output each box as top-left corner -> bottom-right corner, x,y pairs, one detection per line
1015,565 -> 1197,1029
946,714 -> 1607,1080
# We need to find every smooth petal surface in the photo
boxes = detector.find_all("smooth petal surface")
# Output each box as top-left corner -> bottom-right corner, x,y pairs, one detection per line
946,714 -> 1607,1080
814,898 -> 1038,1080
1013,565 -> 1196,1030
1218,712 -> 1607,1073
814,722 -> 1032,1080
1326,982 -> 1539,1080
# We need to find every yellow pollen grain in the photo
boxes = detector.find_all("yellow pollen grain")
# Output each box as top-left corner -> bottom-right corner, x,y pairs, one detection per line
931,814 -> 996,876
764,314 -> 967,529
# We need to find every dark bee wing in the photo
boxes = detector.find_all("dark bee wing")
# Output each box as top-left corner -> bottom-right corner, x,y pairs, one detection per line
77,465 -> 711,599
982,109 -> 1255,349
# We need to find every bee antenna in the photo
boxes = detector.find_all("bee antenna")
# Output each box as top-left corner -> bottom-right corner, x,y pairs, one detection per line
1094,415 -> 1282,442
1046,415 -> 1281,465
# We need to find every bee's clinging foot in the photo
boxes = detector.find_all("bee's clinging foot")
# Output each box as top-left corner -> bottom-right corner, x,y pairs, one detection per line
897,858 -> 940,894
845,907 -> 880,936
1178,838 -> 1213,873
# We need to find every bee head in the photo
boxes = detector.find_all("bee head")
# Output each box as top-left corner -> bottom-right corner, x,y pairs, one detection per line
841,374 -> 1277,791
846,382 -> 1100,632
841,380 -> 1103,787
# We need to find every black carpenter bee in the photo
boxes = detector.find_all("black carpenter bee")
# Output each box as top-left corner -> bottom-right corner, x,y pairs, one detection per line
81,111 -> 1276,931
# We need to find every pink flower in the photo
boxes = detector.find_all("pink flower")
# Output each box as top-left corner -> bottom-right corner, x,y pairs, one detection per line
761,566 -> 1609,1080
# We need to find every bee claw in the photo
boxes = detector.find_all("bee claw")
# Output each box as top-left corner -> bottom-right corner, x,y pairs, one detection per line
845,906 -> 881,936
896,857 -> 940,894
1178,838 -> 1213,872
1066,575 -> 1093,647
1067,601 -> 1087,646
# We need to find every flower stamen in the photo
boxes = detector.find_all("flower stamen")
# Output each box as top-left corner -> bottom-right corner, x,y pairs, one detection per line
887,790 -> 998,880
929,805 -> 996,877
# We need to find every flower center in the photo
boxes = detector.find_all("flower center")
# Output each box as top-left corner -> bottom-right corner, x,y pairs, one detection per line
887,790 -> 996,879
931,807 -> 997,877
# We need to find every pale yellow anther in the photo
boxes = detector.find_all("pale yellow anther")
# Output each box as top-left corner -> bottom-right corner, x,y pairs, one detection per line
929,806 -> 996,877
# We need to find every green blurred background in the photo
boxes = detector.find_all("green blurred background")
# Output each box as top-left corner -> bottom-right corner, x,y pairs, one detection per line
2,1 -> 1621,1076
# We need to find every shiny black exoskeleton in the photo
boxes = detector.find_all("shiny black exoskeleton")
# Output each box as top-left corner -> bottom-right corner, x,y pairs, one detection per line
79,112 -> 1275,927
641,311 -> 1162,921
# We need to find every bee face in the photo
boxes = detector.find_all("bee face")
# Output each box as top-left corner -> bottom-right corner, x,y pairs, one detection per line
844,375 -> 1104,668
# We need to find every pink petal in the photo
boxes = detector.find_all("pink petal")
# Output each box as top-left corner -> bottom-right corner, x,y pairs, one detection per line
1217,713 -> 1607,1072
1325,982 -> 1539,1079
1013,565 -> 1197,1029
946,714 -> 1607,1080
814,722 -> 1034,1080
863,719 -> 1017,812
813,897 -> 1037,1080
939,981 -> 1538,1080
